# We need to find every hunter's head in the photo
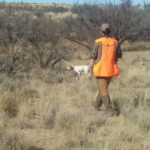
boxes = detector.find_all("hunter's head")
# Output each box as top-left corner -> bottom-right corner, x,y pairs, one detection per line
100,23 -> 111,36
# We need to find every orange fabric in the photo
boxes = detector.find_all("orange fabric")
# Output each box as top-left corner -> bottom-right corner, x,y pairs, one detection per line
93,37 -> 120,77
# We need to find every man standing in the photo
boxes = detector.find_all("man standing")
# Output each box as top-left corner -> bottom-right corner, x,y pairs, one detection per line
91,23 -> 122,117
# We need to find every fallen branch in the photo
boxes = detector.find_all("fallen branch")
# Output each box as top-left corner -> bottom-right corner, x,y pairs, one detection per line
51,56 -> 65,69
65,38 -> 91,50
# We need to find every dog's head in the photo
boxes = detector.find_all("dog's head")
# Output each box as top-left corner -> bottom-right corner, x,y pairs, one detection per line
67,65 -> 74,70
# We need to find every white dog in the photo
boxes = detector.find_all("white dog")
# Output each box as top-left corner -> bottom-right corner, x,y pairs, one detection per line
67,65 -> 90,76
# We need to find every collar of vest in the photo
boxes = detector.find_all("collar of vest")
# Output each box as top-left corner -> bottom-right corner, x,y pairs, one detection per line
100,35 -> 112,38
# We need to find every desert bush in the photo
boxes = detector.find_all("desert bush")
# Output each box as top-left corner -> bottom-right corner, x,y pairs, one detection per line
57,107 -> 83,129
55,73 -> 65,83
1,130 -> 25,150
0,76 -> 29,93
112,89 -> 140,117
63,70 -> 79,82
144,88 -> 150,107
25,17 -> 69,68
0,88 -> 29,121
0,6 -> 70,75
0,52 -> 26,74
44,70 -> 65,84
43,103 -> 58,129
118,127 -> 142,143
58,111 -> 77,129
65,137 -> 76,148
45,61 -> 78,84
0,12 -> 32,75
91,114 -> 106,128
27,146 -> 44,150
64,131 -> 89,149
0,116 -> 5,129
14,118 -> 34,129
0,98 -> 19,118
44,70 -> 58,84
0,129 -> 44,150
24,88 -> 39,98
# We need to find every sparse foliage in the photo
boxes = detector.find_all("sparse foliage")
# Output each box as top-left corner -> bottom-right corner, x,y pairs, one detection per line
62,0 -> 150,50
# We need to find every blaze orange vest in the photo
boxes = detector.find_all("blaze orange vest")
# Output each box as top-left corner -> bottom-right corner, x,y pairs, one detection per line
93,37 -> 120,77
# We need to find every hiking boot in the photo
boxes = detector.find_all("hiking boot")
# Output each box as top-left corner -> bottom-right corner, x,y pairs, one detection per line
92,94 -> 103,111
102,95 -> 114,117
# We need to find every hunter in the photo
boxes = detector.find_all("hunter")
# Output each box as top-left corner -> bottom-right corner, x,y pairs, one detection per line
91,23 -> 122,117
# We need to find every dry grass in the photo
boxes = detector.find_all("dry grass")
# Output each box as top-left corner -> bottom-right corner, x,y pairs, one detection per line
121,41 -> 150,51
0,2 -> 149,149
0,50 -> 150,150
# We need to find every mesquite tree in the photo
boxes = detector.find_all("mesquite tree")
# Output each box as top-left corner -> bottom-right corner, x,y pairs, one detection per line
62,0 -> 149,50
